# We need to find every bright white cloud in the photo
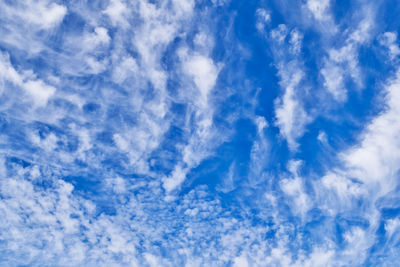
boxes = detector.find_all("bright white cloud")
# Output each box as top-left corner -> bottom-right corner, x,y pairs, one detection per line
341,69 -> 400,191
7,1 -> 67,30
181,53 -> 220,107
162,33 -> 220,193
0,1 -> 67,55
0,52 -> 56,107
274,65 -> 310,150
320,62 -> 346,101
311,67 -> 400,263
23,80 -> 56,107
269,23 -> 311,151
320,7 -> 373,101
281,160 -> 311,217
163,165 -> 187,193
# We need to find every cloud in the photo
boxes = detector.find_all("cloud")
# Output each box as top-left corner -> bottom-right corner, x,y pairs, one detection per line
341,69 -> 400,191
268,23 -> 311,151
379,32 -> 400,60
274,62 -> 310,150
289,29 -> 303,55
180,52 -> 220,108
306,0 -> 331,21
271,24 -> 288,44
310,67 -> 400,263
2,1 -> 67,30
280,160 -> 311,218
0,52 -> 56,107
319,6 -> 374,101
162,32 -> 221,193
103,0 -> 129,27
0,1 -> 66,55
256,8 -> 271,33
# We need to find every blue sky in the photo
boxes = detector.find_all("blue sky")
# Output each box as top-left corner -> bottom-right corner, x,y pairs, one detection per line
1,0 -> 400,266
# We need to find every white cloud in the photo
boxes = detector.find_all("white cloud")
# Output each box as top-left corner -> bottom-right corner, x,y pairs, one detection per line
0,53 -> 23,85
256,8 -> 271,33
233,255 -> 249,267
84,27 -> 111,47
103,0 -> 128,26
306,0 -> 330,21
320,62 -> 346,101
269,24 -> 311,151
341,227 -> 369,264
289,29 -> 303,55
379,32 -> 400,60
111,56 -> 139,84
6,1 -> 67,30
0,52 -> 56,107
311,67 -> 400,263
302,248 -> 335,267
317,172 -> 366,216
320,7 -> 373,101
281,176 -> 311,216
163,165 -> 187,193
340,69 -> 400,192
271,24 -> 288,44
181,53 -> 220,107
317,131 -> 328,144
23,80 -> 56,107
247,116 -> 269,186
274,65 -> 310,150
216,162 -> 236,193
0,1 -> 67,55
385,218 -> 400,239
162,33 -> 221,193
281,161 -> 311,217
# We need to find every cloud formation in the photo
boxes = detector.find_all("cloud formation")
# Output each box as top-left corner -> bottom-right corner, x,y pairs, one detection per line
1,0 -> 400,266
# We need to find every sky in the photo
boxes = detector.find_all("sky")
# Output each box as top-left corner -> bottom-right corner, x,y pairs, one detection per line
0,0 -> 400,266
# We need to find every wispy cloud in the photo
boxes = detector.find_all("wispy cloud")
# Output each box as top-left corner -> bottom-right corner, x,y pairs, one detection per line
268,24 -> 311,150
